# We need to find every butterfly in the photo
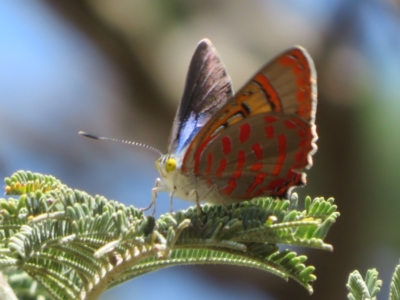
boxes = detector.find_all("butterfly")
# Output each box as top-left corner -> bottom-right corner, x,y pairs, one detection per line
153,38 -> 317,212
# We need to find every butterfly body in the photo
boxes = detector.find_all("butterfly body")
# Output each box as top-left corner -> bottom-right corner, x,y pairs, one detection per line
153,39 -> 317,209
155,154 -> 222,204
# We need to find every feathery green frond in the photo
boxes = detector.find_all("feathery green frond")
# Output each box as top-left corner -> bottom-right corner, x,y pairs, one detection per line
347,269 -> 382,300
390,265 -> 400,300
0,170 -> 338,299
2,268 -> 50,299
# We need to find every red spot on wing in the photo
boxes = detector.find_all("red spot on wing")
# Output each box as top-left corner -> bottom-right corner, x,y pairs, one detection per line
252,143 -> 263,160
205,152 -> 213,175
232,170 -> 242,179
220,178 -> 237,195
290,120 -> 313,167
193,135 -> 216,174
239,123 -> 251,143
279,55 -> 302,75
216,158 -> 228,177
220,169 -> 242,196
297,90 -> 306,102
237,150 -> 246,169
298,137 -> 307,148
298,129 -> 306,138
246,172 -> 268,196
297,77 -> 307,87
265,116 -> 278,123
265,125 -> 274,139
295,151 -> 305,164
221,136 -> 232,155
284,119 -> 297,129
254,73 -> 282,111
250,163 -> 263,172
299,103 -> 311,118
272,134 -> 287,176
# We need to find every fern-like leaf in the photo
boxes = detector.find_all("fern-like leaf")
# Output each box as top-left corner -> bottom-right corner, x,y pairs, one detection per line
347,269 -> 382,300
0,171 -> 338,299
390,265 -> 400,300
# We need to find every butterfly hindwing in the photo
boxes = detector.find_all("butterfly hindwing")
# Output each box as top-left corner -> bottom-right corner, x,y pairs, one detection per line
194,113 -> 314,199
182,47 -> 317,199
167,39 -> 233,154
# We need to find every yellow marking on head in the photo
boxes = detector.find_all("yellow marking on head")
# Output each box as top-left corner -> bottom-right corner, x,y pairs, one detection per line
165,158 -> 177,172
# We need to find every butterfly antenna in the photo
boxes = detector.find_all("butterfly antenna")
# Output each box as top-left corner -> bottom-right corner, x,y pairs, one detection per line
78,131 -> 163,157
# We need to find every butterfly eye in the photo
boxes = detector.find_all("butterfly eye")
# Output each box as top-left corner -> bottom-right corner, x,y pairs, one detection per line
165,158 -> 177,172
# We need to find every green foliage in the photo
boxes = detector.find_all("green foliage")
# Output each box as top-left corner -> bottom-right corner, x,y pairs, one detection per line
346,265 -> 400,300
0,171 -> 338,299
390,265 -> 400,300
347,269 -> 382,300
2,268 -> 50,299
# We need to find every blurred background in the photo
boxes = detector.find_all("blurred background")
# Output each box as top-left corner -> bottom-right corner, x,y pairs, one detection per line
1,0 -> 400,299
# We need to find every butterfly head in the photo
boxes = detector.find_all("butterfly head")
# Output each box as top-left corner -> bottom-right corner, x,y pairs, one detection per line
155,155 -> 180,179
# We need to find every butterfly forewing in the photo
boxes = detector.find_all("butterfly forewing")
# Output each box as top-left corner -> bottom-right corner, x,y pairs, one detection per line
167,39 -> 233,154
258,47 -> 316,122
182,47 -> 317,199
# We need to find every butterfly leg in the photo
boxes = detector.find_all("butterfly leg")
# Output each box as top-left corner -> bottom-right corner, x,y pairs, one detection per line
169,192 -> 175,213
141,178 -> 164,215
187,189 -> 203,215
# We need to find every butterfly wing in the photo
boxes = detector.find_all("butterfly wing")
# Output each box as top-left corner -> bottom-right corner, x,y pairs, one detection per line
182,47 -> 317,199
167,39 -> 233,154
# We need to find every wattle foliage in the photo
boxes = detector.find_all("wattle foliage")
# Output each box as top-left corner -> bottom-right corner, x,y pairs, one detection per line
0,171 -> 338,299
